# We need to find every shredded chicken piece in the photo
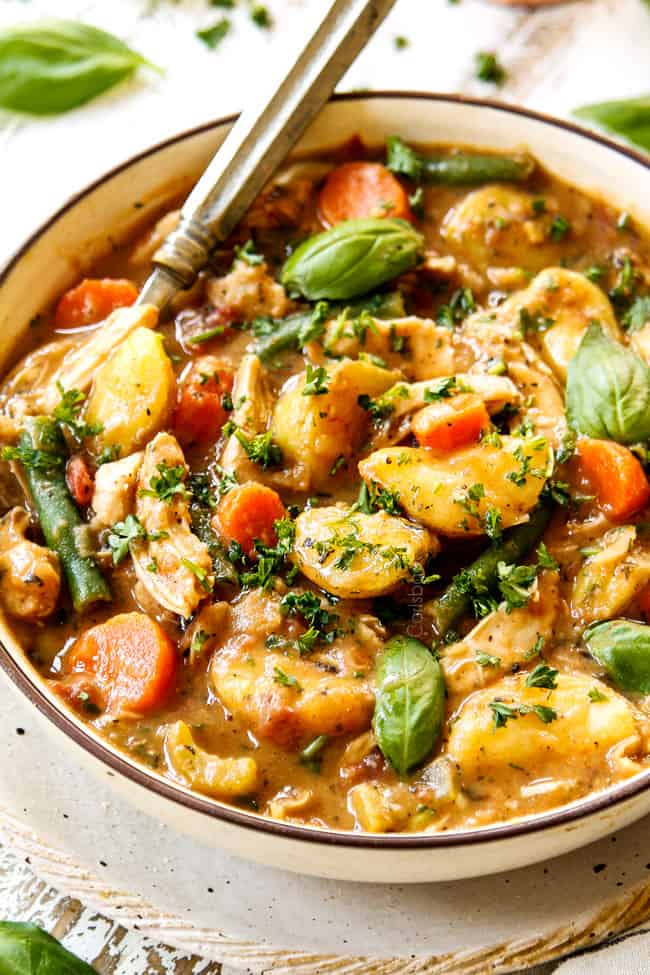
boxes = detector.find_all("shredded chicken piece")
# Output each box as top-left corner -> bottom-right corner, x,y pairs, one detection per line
131,432 -> 212,618
206,261 -> 293,322
0,508 -> 60,621
91,451 -> 143,528
39,305 -> 159,413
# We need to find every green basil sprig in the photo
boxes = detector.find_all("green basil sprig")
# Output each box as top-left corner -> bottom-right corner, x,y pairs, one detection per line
0,922 -> 96,974
565,322 -> 650,444
373,635 -> 445,777
583,619 -> 650,694
574,97 -> 650,154
281,218 -> 423,301
0,20 -> 159,115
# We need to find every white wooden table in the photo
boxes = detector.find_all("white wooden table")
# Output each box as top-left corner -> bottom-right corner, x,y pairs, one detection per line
0,0 -> 648,970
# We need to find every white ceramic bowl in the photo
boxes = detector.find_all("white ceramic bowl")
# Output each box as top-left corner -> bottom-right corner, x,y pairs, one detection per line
2,94 -> 650,884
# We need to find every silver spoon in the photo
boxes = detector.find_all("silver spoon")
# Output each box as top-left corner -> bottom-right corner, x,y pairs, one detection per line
138,0 -> 397,312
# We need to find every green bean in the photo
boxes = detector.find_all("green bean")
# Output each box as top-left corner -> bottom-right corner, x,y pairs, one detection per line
424,505 -> 552,639
19,417 -> 111,612
255,291 -> 406,363
386,136 -> 535,186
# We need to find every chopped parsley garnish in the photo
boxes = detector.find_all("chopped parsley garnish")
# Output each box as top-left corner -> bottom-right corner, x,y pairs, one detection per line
506,438 -> 547,487
485,507 -> 502,541
356,480 -> 401,515
2,441 -> 64,473
196,17 -> 231,49
519,307 -> 554,336
106,515 -> 168,565
139,462 -> 190,504
250,4 -> 272,27
536,542 -> 559,571
475,51 -> 506,84
476,651 -> 501,668
235,517 -> 295,591
436,288 -> 475,328
53,383 -> 103,442
234,429 -> 282,468
273,667 -> 301,691
233,239 -> 263,266
181,558 -> 213,592
393,35 -> 409,50
357,393 -> 394,422
532,198 -> 546,216
424,376 -> 462,402
525,662 -> 559,689
609,256 -> 640,310
96,444 -> 121,466
549,215 -> 571,241
622,295 -> 650,333
556,429 -> 577,464
490,699 -> 557,729
588,687 -> 608,703
302,364 -> 329,396
497,561 -> 538,612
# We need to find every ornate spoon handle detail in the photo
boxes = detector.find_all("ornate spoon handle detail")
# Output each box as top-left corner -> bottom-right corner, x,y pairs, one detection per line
139,0 -> 397,311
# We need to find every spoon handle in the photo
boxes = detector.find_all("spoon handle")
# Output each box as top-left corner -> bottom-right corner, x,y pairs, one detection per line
139,0 -> 397,310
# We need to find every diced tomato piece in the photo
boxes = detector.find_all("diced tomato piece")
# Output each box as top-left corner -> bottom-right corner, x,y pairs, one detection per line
173,357 -> 234,445
66,454 -> 95,507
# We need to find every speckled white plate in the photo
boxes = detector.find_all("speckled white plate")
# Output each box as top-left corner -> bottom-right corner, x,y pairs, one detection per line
2,674 -> 650,974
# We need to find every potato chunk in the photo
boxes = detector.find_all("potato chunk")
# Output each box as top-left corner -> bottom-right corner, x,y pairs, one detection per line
210,591 -> 375,747
164,721 -> 257,797
359,435 -> 550,536
447,673 -> 640,782
85,327 -> 175,455
571,526 -> 650,625
271,359 -> 400,491
499,268 -> 620,380
441,187 -> 563,272
291,505 -> 436,598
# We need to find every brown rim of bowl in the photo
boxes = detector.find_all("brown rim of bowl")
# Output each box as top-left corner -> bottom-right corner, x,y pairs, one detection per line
1,92 -> 650,851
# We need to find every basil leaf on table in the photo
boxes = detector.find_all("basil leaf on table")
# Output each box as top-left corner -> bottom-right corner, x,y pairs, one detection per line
583,619 -> 650,694
574,97 -> 650,154
565,322 -> 650,444
373,635 -> 445,777
281,218 -> 423,301
0,20 -> 158,115
0,922 -> 96,974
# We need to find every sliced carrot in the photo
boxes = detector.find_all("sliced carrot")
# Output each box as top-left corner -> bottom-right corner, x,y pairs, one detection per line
66,454 -> 95,507
215,482 -> 287,557
318,162 -> 413,226
54,278 -> 138,330
66,612 -> 177,715
575,438 -> 650,521
173,357 -> 234,445
412,394 -> 490,451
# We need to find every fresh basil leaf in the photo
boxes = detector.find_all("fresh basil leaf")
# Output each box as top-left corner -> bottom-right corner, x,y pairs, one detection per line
373,635 -> 445,776
0,922 -> 96,975
574,97 -> 650,154
281,218 -> 423,301
0,20 -> 158,116
583,619 -> 650,694
565,322 -> 650,444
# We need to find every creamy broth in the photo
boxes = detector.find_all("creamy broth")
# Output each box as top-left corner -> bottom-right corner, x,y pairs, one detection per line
3,138 -> 650,834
